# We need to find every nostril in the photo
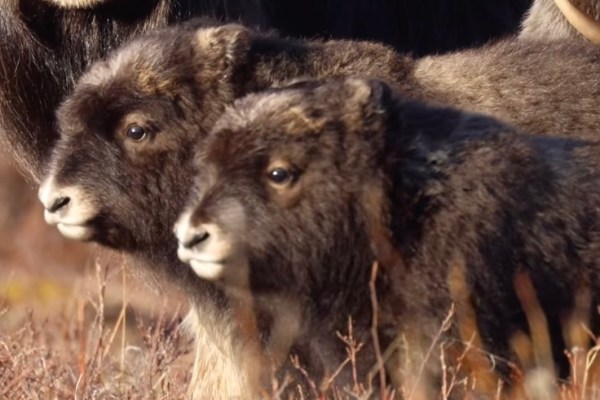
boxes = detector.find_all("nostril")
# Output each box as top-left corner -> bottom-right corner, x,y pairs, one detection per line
183,231 -> 209,249
48,196 -> 70,213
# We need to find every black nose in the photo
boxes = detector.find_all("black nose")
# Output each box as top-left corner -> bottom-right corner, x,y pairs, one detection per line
48,196 -> 70,213
183,231 -> 209,249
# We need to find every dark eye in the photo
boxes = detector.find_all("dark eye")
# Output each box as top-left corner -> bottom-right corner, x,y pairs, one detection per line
127,125 -> 147,141
268,167 -> 292,185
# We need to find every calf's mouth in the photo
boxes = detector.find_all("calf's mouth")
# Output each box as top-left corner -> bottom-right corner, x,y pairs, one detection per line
174,211 -> 240,281
38,177 -> 99,241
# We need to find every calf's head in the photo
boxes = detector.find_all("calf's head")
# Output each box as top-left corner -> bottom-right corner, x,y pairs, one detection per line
175,78 -> 392,306
39,24 -> 252,251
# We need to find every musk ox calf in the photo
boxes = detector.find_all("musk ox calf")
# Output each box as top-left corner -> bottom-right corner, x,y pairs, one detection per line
38,23 -> 406,397
175,77 -> 600,394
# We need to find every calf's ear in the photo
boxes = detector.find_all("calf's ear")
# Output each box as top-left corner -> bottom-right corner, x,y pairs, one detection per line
193,24 -> 252,78
336,78 -> 390,135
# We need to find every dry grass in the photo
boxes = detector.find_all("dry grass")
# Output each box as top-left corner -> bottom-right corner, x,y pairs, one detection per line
2,159 -> 600,399
0,259 -> 194,400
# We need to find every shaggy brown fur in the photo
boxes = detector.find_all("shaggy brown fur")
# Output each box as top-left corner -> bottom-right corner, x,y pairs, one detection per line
178,77 -> 600,395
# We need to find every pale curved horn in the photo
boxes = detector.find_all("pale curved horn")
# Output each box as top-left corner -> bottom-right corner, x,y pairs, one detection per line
42,0 -> 110,8
555,0 -> 600,44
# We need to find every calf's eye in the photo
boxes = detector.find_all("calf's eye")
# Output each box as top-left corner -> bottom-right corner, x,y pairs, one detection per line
127,125 -> 147,141
268,167 -> 292,185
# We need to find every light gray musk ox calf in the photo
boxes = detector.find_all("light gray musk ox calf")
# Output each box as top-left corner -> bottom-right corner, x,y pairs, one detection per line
38,22 -> 405,397
40,21 -> 600,396
176,77 -> 600,395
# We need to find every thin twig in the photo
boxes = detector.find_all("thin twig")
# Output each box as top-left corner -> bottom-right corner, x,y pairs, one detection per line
291,355 -> 320,399
369,261 -> 387,398
407,303 -> 455,400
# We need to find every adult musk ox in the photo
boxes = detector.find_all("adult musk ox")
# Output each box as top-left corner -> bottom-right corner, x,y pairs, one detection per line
175,77 -> 600,395
38,21 -> 600,395
0,0 -> 529,182
38,23 -> 406,397
521,0 -> 600,43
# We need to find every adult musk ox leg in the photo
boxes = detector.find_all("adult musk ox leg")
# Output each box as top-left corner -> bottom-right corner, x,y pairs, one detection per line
0,1 -> 65,180
0,0 -> 264,182
0,0 -> 159,181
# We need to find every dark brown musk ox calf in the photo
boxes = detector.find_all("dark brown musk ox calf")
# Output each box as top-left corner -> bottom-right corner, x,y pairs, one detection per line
38,22 -> 407,397
175,77 -> 600,395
